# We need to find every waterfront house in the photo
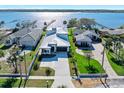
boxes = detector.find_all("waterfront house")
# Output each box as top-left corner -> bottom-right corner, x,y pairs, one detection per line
39,27 -> 70,55
74,30 -> 99,48
75,34 -> 92,47
20,28 -> 42,49
5,28 -> 42,49
5,28 -> 32,46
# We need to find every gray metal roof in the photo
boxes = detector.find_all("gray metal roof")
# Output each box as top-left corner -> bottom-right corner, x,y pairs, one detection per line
27,29 -> 42,41
73,29 -> 84,36
9,28 -> 31,39
75,34 -> 92,42
83,30 -> 99,37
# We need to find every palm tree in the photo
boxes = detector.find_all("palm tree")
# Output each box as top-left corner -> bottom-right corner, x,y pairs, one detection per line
18,55 -> 23,80
111,35 -> 119,52
67,18 -> 78,28
120,49 -> 124,63
104,38 -> 113,51
116,41 -> 123,60
7,44 -> 21,73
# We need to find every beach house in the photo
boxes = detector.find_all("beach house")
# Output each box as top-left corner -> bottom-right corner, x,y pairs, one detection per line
39,27 -> 70,55
5,28 -> 42,49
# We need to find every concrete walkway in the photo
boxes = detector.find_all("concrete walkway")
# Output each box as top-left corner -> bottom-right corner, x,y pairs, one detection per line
76,43 -> 118,78
40,52 -> 74,88
95,79 -> 124,88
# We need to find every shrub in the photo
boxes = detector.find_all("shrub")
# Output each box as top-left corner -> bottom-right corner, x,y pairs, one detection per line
33,63 -> 39,71
0,78 -> 17,88
0,50 -> 4,57
45,68 -> 52,76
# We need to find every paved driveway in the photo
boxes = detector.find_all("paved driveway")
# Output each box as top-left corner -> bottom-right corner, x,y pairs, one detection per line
40,52 -> 74,88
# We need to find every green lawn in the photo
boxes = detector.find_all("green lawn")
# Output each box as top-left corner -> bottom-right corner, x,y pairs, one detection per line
31,67 -> 55,76
82,50 -> 92,53
0,78 -> 54,88
23,79 -> 54,88
68,28 -> 105,75
106,51 -> 124,76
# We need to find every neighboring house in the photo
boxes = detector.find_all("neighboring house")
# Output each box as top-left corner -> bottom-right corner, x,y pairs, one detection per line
75,34 -> 92,47
39,27 -> 70,55
82,30 -> 99,40
5,28 -> 42,49
20,29 -> 42,49
5,28 -> 32,46
73,28 -> 84,36
99,29 -> 124,35
74,30 -> 99,47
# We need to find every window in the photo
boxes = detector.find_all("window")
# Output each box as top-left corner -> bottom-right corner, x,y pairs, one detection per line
42,49 -> 49,54
6,40 -> 10,44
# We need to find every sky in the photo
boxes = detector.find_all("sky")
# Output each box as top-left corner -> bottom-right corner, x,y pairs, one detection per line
0,5 -> 124,10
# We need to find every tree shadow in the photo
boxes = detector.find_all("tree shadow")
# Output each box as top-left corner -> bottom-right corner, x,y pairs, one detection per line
111,57 -> 124,66
23,79 -> 28,88
100,78 -> 110,88
18,79 -> 23,88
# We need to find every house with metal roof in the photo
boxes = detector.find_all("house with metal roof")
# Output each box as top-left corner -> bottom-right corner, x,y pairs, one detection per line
5,28 -> 42,49
39,27 -> 70,55
19,28 -> 42,49
5,28 -> 32,46
74,30 -> 99,47
75,34 -> 92,47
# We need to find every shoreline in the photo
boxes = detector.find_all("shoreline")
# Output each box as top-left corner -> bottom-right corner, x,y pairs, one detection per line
0,9 -> 124,13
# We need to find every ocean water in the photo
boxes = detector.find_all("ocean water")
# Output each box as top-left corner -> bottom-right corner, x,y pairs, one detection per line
1,12 -> 124,29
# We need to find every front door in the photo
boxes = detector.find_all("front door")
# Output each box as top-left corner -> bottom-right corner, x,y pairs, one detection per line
51,46 -> 55,52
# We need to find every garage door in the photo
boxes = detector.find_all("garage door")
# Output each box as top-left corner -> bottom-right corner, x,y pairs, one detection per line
57,47 -> 67,51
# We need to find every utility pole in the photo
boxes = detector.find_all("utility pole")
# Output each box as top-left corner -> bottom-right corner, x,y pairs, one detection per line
100,44 -> 105,80
24,52 -> 27,78
19,63 -> 22,80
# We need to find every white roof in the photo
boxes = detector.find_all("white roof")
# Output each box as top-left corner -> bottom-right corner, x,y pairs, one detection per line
40,34 -> 70,48
40,27 -> 70,48
56,29 -> 68,34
